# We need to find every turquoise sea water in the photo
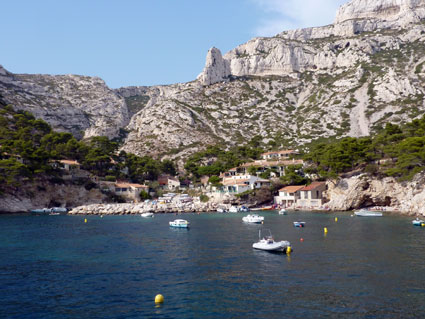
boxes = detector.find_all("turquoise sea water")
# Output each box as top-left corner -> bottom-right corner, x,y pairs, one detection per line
1,211 -> 424,318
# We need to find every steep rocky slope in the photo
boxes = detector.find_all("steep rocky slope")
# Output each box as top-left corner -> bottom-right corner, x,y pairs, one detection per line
325,172 -> 425,216
0,0 -> 424,160
118,0 -> 425,159
0,65 -> 129,139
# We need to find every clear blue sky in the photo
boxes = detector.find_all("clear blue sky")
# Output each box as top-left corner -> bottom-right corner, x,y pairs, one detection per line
0,0 -> 347,88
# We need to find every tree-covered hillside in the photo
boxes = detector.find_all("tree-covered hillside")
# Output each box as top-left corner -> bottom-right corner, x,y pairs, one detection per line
0,104 -> 176,192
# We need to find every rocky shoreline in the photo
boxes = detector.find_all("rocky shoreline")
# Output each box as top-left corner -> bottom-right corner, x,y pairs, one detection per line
68,201 -> 221,215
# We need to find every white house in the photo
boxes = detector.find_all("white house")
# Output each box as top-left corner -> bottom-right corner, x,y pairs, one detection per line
239,159 -> 304,177
275,185 -> 305,207
261,150 -> 297,161
218,175 -> 271,195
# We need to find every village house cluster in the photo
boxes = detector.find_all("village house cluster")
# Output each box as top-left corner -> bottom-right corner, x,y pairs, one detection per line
48,149 -> 327,208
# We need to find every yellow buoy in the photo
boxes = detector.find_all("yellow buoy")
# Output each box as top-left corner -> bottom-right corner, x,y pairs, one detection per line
261,221 -> 264,224
286,246 -> 291,254
84,218 -> 87,223
155,294 -> 164,304
335,217 -> 338,222
421,223 -> 425,227
324,227 -> 328,233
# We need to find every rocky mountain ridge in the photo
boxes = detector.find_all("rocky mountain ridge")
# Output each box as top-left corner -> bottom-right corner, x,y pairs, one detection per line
0,65 -> 129,139
0,0 -> 424,162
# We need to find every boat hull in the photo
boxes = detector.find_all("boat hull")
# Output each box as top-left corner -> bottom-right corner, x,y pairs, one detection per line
242,215 -> 264,224
354,211 -> 383,217
293,222 -> 306,227
253,240 -> 291,252
412,220 -> 424,226
169,224 -> 189,228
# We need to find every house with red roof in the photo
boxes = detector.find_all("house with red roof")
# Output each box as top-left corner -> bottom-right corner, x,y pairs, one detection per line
297,182 -> 327,208
275,185 -> 305,207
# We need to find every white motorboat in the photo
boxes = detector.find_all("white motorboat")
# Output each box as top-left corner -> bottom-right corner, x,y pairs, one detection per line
252,229 -> 291,253
217,208 -> 227,213
278,209 -> 287,215
169,219 -> 190,228
229,206 -> 239,213
242,214 -> 264,224
412,218 -> 425,226
354,209 -> 383,217
141,212 -> 154,218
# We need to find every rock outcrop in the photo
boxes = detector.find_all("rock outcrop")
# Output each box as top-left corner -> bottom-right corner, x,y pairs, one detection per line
197,0 -> 425,83
335,0 -> 425,26
325,173 -> 425,216
0,182 -> 108,213
197,47 -> 231,86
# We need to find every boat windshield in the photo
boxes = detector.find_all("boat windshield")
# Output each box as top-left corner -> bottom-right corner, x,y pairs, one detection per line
259,229 -> 273,241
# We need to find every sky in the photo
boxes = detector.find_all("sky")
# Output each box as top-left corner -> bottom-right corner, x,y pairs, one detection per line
0,0 -> 347,88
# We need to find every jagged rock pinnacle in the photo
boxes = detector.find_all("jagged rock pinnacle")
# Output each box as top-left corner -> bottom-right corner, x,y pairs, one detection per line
197,47 -> 230,86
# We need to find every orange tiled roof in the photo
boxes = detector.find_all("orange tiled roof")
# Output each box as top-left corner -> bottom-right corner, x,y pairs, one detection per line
279,185 -> 305,193
300,182 -> 326,191
59,160 -> 80,165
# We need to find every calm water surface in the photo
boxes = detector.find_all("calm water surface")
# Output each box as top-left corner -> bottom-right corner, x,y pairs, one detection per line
0,211 -> 424,318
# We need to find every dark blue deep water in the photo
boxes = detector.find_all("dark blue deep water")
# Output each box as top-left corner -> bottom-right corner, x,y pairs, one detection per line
1,211 -> 424,318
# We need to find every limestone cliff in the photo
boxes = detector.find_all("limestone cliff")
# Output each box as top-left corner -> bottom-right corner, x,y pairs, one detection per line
0,182 -> 108,213
325,173 -> 425,216
0,66 -> 129,139
1,0 -> 424,161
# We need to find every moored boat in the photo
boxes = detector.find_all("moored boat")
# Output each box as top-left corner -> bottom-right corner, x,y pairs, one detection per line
31,208 -> 51,214
169,219 -> 190,228
293,221 -> 306,227
412,218 -> 425,226
31,207 -> 67,214
141,212 -> 154,218
278,209 -> 287,215
229,206 -> 239,213
354,209 -> 383,217
242,214 -> 264,224
252,229 -> 291,253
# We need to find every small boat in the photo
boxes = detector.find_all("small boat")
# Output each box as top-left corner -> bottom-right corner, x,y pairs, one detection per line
242,214 -> 264,224
51,207 -> 67,213
169,219 -> 190,228
278,209 -> 287,215
217,208 -> 227,213
31,207 -> 67,214
412,218 -> 425,226
31,208 -> 51,214
240,206 -> 249,212
354,209 -> 383,217
293,221 -> 306,227
252,229 -> 291,253
229,206 -> 239,213
141,212 -> 154,218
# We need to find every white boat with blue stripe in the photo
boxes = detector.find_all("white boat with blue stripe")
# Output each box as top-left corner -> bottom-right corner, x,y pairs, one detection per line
169,219 -> 190,228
